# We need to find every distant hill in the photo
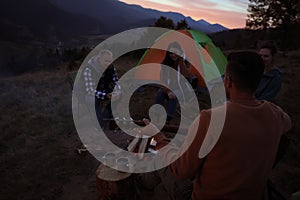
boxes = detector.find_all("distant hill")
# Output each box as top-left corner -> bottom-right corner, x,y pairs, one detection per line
209,27 -> 300,51
0,0 -> 228,75
49,0 -> 228,34
0,0 -> 228,43
0,0 -> 101,41
48,0 -> 155,34
0,0 -> 105,75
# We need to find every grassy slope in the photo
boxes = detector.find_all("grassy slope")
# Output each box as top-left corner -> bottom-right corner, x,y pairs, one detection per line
270,50 -> 300,193
0,71 -> 99,200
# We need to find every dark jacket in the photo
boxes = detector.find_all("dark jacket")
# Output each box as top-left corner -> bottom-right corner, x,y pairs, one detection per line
255,68 -> 282,101
74,56 -> 119,103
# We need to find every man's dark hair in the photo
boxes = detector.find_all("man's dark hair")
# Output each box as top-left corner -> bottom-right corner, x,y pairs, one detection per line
227,51 -> 264,92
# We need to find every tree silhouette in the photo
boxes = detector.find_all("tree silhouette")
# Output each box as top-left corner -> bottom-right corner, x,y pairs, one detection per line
176,19 -> 190,30
154,16 -> 175,29
246,0 -> 300,30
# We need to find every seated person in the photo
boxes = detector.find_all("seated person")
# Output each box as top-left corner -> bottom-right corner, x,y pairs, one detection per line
155,42 -> 190,123
140,51 -> 291,200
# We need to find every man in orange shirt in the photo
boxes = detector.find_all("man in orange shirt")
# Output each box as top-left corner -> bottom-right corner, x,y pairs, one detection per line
144,51 -> 291,199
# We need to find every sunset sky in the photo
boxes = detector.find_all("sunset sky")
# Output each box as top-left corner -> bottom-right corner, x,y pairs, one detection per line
119,0 -> 249,29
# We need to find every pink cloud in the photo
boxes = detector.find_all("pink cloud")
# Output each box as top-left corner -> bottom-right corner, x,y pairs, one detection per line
119,0 -> 247,28
187,0 -> 218,8
187,7 -> 247,28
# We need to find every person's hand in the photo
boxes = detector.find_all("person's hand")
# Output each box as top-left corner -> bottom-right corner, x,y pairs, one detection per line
106,93 -> 112,99
142,119 -> 170,149
108,92 -> 121,101
167,91 -> 176,99
132,118 -> 171,151
133,118 -> 160,137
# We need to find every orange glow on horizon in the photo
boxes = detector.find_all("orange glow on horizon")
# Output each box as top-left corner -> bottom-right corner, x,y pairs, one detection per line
119,0 -> 247,29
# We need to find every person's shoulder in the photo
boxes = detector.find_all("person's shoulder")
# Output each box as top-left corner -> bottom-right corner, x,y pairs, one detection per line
264,101 -> 292,129
261,101 -> 288,115
269,67 -> 282,76
111,64 -> 117,70
87,55 -> 98,65
200,103 -> 227,117
198,109 -> 211,123
200,108 -> 211,116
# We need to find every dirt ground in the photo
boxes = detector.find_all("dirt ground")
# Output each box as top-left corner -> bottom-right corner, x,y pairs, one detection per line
0,50 -> 300,200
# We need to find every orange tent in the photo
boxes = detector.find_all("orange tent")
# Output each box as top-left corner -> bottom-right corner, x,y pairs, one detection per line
135,29 -> 227,88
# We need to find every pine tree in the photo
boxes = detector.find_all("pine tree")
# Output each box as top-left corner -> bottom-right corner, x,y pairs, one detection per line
176,19 -> 190,30
154,16 -> 175,29
246,0 -> 300,30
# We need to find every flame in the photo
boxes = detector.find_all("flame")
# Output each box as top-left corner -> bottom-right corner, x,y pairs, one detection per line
150,137 -> 154,143
150,137 -> 157,146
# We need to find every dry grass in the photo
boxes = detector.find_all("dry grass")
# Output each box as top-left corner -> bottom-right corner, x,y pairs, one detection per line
0,70 -> 99,200
270,49 -> 300,194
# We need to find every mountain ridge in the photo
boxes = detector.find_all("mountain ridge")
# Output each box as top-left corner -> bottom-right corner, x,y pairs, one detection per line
48,0 -> 228,34
0,0 -> 229,43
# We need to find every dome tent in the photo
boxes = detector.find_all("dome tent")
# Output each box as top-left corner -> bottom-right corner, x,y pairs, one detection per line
135,29 -> 227,89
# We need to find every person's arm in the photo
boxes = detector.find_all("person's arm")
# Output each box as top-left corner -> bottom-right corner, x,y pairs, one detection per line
152,111 -> 210,180
273,133 -> 290,168
168,112 -> 209,180
111,66 -> 120,88
178,57 -> 190,78
83,67 -> 106,100
138,114 -> 208,180
160,64 -> 172,94
257,75 -> 282,101
273,107 -> 292,167
107,66 -> 122,100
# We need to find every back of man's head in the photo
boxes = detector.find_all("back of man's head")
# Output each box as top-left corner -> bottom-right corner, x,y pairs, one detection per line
227,51 -> 264,93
